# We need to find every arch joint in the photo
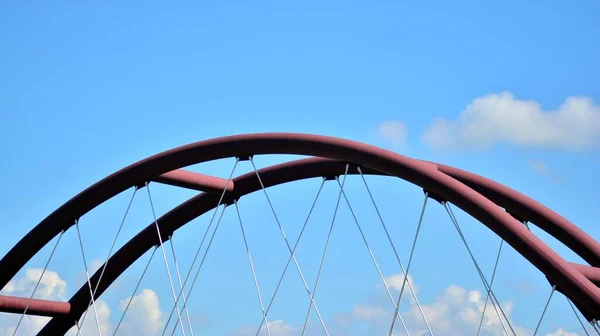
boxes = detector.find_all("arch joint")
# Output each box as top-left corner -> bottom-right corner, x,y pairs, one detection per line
422,189 -> 446,204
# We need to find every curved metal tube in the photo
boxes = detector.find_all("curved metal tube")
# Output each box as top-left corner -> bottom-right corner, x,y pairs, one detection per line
0,295 -> 70,317
1,133 -> 597,290
152,170 -> 235,193
41,158 -> 367,334
0,133 -> 596,332
434,163 -> 600,267
40,157 -> 600,334
569,263 -> 600,286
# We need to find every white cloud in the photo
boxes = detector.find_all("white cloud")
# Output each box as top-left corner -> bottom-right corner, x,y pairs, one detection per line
0,269 -> 580,336
74,258 -> 105,286
2,268 -> 67,301
545,328 -> 579,336
503,279 -> 537,294
232,319 -> 295,336
384,273 -> 419,295
117,289 -> 165,336
526,159 -> 552,175
230,273 -> 579,336
399,284 -> 527,336
267,320 -> 294,336
0,269 -> 172,336
189,310 -> 212,326
422,92 -> 600,151
89,259 -> 105,276
350,304 -> 390,325
0,299 -> 113,336
0,315 -> 51,336
377,121 -> 408,147
67,299 -> 112,336
525,159 -> 563,180
0,269 -> 67,336
0,268 -> 111,336
328,274 -> 582,336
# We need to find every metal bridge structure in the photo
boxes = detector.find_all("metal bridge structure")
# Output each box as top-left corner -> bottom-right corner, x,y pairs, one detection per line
0,133 -> 599,335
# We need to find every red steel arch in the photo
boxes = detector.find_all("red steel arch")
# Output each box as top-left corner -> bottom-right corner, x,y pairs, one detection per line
434,163 -> 600,268
41,159 -> 374,334
37,157 -> 600,334
1,133 -> 599,334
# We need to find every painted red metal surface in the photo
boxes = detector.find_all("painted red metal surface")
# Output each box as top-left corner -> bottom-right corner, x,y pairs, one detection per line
434,163 -> 600,267
153,170 -> 234,193
0,133 -> 597,334
569,263 -> 600,285
2,133 -> 596,291
40,159 -> 371,334
40,158 -> 599,334
0,295 -> 70,317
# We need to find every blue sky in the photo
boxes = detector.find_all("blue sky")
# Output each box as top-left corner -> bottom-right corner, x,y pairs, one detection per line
1,1 -> 600,335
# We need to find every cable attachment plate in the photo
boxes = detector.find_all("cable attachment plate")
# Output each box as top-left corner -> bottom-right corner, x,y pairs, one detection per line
422,189 -> 446,204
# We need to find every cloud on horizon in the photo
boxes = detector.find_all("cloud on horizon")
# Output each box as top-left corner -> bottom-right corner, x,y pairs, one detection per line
0,268 -> 585,336
0,269 -> 168,336
231,273 -> 583,336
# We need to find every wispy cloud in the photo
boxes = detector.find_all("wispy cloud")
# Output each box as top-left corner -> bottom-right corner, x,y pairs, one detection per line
503,278 -> 536,294
376,121 -> 408,147
422,92 -> 600,151
525,159 -> 562,180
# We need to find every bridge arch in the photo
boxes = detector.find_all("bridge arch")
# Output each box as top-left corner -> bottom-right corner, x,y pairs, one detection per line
1,133 -> 599,334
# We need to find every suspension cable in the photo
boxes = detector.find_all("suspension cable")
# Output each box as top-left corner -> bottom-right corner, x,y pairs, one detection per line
336,178 -> 410,336
249,157 -> 330,336
533,285 -> 556,336
13,230 -> 65,336
168,206 -> 228,336
146,183 -> 187,336
113,247 -> 157,336
356,167 -> 433,336
234,200 -> 272,336
78,187 -> 138,330
162,158 -> 239,335
255,178 -> 326,335
445,203 -> 516,336
476,239 -> 507,336
566,297 -> 591,336
301,165 -> 349,336
389,193 -> 429,336
75,220 -> 103,336
169,235 -> 195,335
